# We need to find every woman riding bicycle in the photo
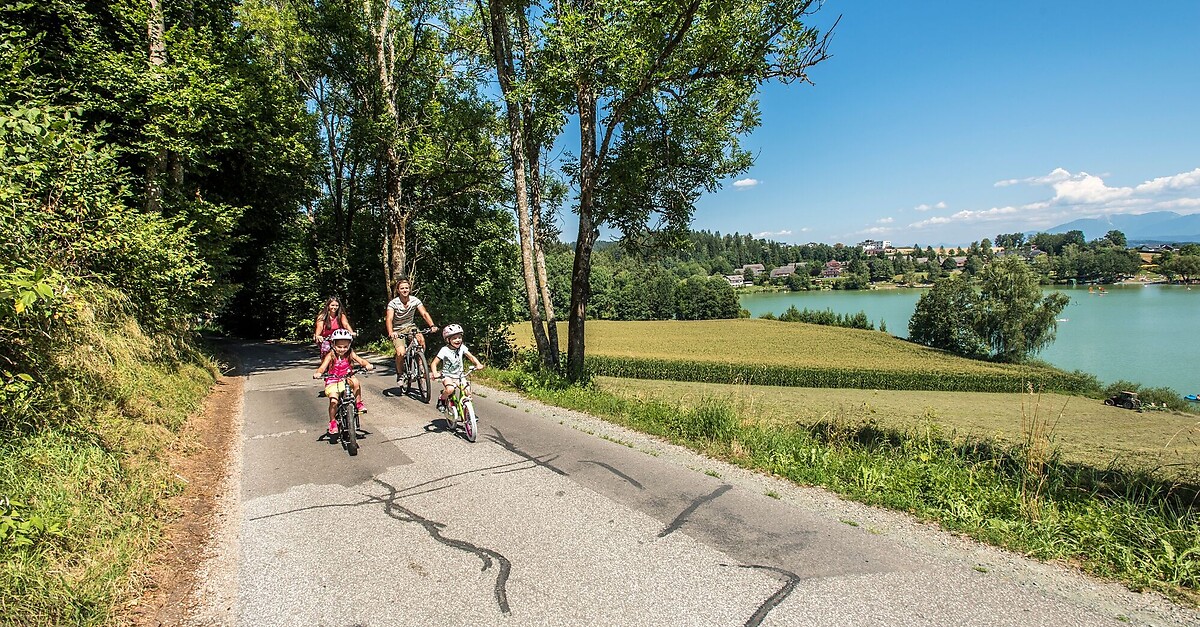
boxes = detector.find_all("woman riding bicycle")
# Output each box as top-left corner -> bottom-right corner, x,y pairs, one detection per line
313,296 -> 355,358
385,278 -> 437,382
313,329 -> 374,436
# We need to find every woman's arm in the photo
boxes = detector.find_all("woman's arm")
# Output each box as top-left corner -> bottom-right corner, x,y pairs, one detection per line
313,351 -> 333,378
313,315 -> 325,342
340,313 -> 355,335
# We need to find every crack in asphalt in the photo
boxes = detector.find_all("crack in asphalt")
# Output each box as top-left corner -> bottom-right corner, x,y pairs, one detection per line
733,564 -> 801,627
581,460 -> 644,489
658,484 -> 733,538
486,427 -> 568,476
372,478 -> 512,615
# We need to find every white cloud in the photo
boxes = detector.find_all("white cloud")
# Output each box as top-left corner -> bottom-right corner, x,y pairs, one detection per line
858,226 -> 894,235
1160,197 -> 1200,209
876,217 -> 894,224
732,178 -> 760,189
914,201 -> 946,212
1135,168 -> 1200,194
994,168 -> 1073,187
756,229 -> 792,238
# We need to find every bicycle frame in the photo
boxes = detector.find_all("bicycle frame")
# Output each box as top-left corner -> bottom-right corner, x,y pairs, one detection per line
322,367 -> 367,456
444,366 -> 479,442
398,327 -> 434,403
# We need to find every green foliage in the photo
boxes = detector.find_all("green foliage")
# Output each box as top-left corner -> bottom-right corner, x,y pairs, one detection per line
976,256 -> 1070,362
674,276 -> 740,320
777,305 -> 873,330
909,274 -> 985,357
585,355 -> 1097,394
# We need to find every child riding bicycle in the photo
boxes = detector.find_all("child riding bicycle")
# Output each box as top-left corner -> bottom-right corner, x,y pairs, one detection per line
429,324 -> 484,412
312,329 -> 374,436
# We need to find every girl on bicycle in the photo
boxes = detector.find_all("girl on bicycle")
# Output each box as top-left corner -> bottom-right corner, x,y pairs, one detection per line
430,324 -> 484,412
385,278 -> 437,382
313,329 -> 374,435
313,296 -> 355,358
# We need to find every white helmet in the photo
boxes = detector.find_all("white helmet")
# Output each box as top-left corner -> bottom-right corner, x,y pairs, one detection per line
329,329 -> 353,342
441,324 -> 463,339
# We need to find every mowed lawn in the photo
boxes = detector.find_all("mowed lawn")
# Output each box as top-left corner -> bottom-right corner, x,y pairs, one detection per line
512,319 -> 1043,377
596,377 -> 1200,482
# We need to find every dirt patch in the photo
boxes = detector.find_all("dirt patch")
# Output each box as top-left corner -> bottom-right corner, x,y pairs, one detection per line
127,359 -> 244,626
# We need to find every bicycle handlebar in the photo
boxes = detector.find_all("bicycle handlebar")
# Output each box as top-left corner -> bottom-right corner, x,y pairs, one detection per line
393,327 -> 436,338
314,366 -> 371,380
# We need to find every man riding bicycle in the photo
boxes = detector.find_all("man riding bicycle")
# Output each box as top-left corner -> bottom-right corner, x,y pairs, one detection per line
385,278 -> 438,382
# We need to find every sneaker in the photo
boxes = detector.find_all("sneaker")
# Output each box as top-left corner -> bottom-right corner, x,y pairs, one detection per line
356,401 -> 366,413
327,419 -> 339,436
435,398 -> 446,413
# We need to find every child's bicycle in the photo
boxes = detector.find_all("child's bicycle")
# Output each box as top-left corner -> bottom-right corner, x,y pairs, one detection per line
397,327 -> 434,404
314,366 -> 368,456
441,366 -> 480,443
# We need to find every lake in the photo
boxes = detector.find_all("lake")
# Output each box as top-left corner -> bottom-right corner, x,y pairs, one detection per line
740,284 -> 1200,395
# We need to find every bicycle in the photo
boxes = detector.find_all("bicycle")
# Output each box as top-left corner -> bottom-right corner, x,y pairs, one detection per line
440,366 -> 480,443
314,366 -> 368,456
396,327 -> 434,404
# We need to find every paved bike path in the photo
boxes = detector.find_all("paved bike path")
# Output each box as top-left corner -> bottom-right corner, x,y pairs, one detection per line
232,342 -> 1193,626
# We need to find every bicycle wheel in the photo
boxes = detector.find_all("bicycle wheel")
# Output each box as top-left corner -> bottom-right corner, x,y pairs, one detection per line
444,399 -> 457,431
462,399 -> 477,443
414,351 -> 431,404
344,404 -> 359,456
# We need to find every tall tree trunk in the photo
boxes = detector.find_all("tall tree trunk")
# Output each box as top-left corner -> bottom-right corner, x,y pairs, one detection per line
367,0 -> 410,283
518,9 -> 559,367
484,0 -> 554,366
145,0 -> 166,213
567,90 -> 599,381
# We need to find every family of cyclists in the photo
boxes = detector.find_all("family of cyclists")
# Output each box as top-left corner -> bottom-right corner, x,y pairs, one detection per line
310,279 -> 485,438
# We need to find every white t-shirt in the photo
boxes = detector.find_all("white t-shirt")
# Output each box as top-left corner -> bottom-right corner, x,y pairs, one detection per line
387,295 -> 423,328
436,344 -> 471,377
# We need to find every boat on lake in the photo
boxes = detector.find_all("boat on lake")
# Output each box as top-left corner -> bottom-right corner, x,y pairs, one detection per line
1187,394 -> 1199,402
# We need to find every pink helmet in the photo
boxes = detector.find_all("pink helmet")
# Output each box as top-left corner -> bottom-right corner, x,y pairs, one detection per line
441,324 -> 463,339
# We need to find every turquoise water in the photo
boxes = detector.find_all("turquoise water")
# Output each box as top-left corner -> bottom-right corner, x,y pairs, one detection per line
740,284 -> 1200,395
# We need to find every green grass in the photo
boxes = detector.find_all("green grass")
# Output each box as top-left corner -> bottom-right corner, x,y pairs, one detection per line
0,302 -> 216,626
480,366 -> 1200,602
596,377 -> 1200,483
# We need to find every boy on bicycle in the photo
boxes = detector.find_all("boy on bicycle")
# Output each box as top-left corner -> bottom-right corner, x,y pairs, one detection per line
430,324 -> 484,412
313,329 -> 374,436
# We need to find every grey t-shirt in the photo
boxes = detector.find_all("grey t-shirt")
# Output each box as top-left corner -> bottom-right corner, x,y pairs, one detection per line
436,344 -> 470,377
387,295 -> 423,328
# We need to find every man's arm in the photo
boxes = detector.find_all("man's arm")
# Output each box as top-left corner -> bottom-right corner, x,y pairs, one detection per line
384,307 -> 395,338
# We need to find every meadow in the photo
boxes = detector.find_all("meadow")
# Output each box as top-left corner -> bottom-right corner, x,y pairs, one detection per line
497,319 -> 1200,600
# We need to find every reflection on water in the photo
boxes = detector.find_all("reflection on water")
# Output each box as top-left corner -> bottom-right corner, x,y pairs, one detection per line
740,284 -> 1200,394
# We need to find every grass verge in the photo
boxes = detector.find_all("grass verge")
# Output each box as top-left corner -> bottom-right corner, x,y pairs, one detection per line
480,366 -> 1200,603
0,298 -> 217,626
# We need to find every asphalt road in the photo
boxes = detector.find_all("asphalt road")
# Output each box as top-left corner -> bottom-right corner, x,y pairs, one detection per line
230,342 -> 1196,626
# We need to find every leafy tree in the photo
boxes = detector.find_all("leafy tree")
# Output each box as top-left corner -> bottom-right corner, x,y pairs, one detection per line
675,276 -> 739,320
1102,229 -> 1127,248
908,275 -> 984,358
550,0 -> 834,380
974,256 -> 1069,362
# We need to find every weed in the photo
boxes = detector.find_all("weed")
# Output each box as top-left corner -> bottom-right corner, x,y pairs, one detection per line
704,469 -> 721,478
840,519 -> 860,527
765,490 -> 781,499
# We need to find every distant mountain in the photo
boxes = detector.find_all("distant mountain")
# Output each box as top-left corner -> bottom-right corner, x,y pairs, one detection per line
1044,212 -> 1200,244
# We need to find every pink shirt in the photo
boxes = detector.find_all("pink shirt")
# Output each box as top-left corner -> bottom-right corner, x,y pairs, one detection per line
324,355 -> 352,384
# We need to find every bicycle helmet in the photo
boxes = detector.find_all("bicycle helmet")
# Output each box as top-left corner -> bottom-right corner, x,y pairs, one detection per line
441,324 -> 463,339
330,329 -> 354,342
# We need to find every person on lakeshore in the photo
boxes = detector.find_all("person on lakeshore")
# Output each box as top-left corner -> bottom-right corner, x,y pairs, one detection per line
430,324 -> 484,412
313,296 -> 355,358
385,278 -> 437,382
312,329 -> 374,435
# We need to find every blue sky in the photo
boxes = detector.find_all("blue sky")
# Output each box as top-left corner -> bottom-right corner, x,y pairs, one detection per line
687,0 -> 1200,247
